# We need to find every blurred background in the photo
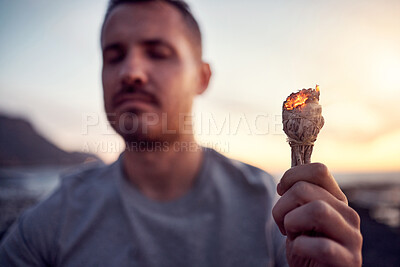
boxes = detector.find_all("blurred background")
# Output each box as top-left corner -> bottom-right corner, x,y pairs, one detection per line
0,0 -> 399,266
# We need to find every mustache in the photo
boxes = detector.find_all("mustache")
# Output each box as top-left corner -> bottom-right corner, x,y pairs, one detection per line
112,84 -> 160,108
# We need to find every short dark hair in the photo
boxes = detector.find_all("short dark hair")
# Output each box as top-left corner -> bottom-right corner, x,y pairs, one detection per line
102,0 -> 203,59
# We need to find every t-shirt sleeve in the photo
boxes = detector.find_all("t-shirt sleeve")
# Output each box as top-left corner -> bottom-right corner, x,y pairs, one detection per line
0,186 -> 64,266
0,213 -> 47,266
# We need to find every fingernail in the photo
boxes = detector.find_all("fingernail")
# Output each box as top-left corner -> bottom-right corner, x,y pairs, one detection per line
277,182 -> 282,195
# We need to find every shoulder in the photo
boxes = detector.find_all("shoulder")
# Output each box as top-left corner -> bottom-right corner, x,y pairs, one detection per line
30,160 -> 123,225
205,148 -> 277,197
0,161 -> 120,265
23,160 -> 117,225
58,161 -> 118,199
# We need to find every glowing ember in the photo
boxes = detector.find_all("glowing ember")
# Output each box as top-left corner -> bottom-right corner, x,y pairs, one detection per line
282,84 -> 324,166
284,85 -> 320,110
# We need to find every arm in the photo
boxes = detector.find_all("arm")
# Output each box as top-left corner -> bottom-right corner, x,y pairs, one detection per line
0,213 -> 47,266
272,163 -> 362,267
0,185 -> 64,266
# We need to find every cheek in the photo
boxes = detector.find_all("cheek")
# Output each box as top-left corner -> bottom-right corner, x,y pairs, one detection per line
102,68 -> 116,108
102,67 -> 116,90
159,64 -> 198,93
163,73 -> 196,108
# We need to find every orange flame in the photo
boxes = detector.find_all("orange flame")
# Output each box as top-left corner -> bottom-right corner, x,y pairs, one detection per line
284,85 -> 319,110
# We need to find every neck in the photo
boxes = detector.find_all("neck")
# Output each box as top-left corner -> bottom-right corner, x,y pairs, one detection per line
122,135 -> 204,201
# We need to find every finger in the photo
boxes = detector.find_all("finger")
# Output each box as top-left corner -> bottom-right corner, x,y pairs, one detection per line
278,163 -> 347,204
290,236 -> 362,267
272,181 -> 360,235
283,200 -> 361,247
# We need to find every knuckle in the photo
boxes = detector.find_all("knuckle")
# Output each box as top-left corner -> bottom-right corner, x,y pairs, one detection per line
311,200 -> 331,219
312,162 -> 329,177
357,231 -> 363,247
352,253 -> 363,267
290,181 -> 311,199
353,230 -> 363,248
347,227 -> 363,249
349,208 -> 361,228
319,242 -> 336,258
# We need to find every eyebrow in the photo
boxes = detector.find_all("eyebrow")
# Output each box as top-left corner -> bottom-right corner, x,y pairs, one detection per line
142,39 -> 173,49
102,43 -> 122,54
102,39 -> 174,53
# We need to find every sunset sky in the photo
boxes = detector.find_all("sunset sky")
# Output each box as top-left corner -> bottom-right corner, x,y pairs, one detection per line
0,0 -> 399,174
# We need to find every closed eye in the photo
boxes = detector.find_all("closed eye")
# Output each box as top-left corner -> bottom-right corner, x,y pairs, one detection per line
103,43 -> 125,64
144,40 -> 175,60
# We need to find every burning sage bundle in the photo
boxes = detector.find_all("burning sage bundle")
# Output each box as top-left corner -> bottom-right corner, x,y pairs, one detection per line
282,85 -> 324,167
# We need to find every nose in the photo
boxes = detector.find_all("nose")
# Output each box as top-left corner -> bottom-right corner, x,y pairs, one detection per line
119,52 -> 148,87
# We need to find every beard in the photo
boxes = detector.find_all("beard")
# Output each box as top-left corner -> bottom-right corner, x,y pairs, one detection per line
110,111 -> 182,147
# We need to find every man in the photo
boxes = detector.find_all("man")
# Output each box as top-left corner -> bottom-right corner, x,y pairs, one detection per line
0,0 -> 362,266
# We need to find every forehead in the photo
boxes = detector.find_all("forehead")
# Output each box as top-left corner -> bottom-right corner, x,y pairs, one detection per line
101,2 -> 189,48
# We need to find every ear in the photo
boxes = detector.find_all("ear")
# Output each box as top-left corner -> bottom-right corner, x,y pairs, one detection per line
197,62 -> 212,95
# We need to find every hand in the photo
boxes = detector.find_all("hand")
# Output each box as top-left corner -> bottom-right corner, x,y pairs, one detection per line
272,163 -> 362,267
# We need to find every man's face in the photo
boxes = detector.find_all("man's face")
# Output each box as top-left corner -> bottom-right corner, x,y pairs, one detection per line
101,2 -> 209,143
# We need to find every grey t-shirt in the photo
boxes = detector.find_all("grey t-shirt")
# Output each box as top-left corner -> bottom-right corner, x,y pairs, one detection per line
0,148 -> 287,267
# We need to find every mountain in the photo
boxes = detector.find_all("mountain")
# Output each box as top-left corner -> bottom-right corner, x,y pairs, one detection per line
0,114 -> 100,166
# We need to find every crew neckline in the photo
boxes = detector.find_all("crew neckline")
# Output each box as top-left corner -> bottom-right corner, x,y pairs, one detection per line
115,147 -> 212,214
